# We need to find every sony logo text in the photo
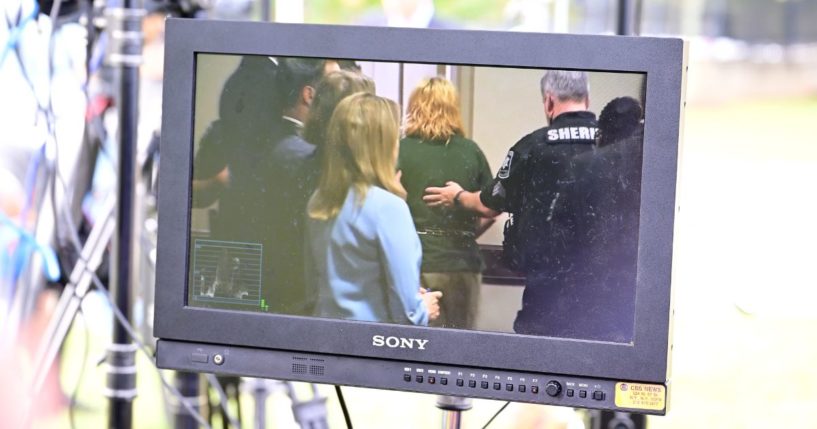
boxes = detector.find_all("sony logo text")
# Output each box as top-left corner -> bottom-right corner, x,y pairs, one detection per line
372,335 -> 429,350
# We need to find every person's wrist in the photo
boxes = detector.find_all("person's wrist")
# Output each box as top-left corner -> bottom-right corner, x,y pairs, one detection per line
453,190 -> 466,207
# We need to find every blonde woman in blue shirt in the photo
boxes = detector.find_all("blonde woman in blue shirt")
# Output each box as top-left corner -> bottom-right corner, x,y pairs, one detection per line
306,92 -> 442,325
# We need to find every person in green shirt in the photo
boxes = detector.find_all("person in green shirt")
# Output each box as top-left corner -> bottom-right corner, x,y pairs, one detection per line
398,77 -> 495,329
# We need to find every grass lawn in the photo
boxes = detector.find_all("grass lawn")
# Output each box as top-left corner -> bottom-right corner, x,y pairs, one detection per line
648,96 -> 817,428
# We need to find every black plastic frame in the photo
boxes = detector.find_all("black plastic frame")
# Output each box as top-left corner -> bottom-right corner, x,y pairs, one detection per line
156,19 -> 684,384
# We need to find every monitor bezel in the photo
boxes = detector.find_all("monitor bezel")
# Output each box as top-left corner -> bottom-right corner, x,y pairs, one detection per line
155,18 -> 683,384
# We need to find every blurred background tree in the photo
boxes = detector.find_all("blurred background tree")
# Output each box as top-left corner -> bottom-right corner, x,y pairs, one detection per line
301,0 -> 817,44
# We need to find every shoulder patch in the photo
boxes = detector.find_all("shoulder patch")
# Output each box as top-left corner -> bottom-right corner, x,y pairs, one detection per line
497,151 -> 514,179
492,181 -> 506,197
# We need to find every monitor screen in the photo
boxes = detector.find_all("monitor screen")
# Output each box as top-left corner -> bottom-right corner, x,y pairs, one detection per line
187,53 -> 645,344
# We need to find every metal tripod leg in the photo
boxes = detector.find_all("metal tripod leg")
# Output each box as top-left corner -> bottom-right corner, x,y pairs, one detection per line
287,382 -> 329,429
30,196 -> 116,395
243,377 -> 274,429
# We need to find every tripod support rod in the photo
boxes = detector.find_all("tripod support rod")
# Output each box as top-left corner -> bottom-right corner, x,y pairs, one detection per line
436,396 -> 472,429
31,195 -> 116,395
105,2 -> 144,428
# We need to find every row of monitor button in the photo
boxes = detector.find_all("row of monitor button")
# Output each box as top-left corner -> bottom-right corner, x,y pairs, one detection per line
458,378 -> 537,393
404,374 -> 539,394
403,374 -> 605,401
404,374 -> 450,385
565,388 -> 605,401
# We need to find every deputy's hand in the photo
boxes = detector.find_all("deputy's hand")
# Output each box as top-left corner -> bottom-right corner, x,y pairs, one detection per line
420,290 -> 443,321
423,181 -> 464,208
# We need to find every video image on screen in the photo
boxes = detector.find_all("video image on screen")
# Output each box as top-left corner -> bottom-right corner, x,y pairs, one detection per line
188,53 -> 645,344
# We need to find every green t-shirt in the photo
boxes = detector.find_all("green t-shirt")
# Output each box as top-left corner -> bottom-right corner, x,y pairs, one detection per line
398,135 -> 494,273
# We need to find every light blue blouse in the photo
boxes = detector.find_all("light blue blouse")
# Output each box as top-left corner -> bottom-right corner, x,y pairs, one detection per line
306,186 -> 428,325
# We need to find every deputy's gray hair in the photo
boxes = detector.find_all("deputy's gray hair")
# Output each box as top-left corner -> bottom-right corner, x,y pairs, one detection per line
540,70 -> 590,102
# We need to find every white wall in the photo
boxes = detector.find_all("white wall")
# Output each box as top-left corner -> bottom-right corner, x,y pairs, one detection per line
193,54 -> 242,153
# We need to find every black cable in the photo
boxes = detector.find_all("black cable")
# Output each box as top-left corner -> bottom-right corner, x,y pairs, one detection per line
334,385 -> 353,429
67,305 -> 90,429
48,0 -> 64,23
481,401 -> 511,429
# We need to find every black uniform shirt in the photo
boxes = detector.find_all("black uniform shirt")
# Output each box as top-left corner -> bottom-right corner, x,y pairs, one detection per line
513,123 -> 643,342
479,110 -> 599,273
480,111 -> 599,212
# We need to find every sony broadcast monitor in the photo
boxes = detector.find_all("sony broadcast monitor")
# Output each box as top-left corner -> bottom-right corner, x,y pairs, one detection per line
155,19 -> 686,414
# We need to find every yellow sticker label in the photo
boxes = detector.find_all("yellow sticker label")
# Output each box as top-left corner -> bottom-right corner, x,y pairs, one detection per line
614,382 -> 666,411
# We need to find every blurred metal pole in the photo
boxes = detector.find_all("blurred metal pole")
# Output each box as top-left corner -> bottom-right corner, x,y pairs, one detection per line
436,396 -> 472,429
440,411 -> 463,429
260,0 -> 270,21
616,0 -> 641,36
783,0 -> 798,49
288,382 -> 330,429
104,0 -> 144,427
248,378 -> 272,429
173,372 -> 204,429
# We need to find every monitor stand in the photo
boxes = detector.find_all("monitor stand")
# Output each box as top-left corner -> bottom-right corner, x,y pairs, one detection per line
436,395 -> 473,429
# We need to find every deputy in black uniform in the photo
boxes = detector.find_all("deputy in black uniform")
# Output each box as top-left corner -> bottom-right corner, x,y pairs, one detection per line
424,70 -> 614,340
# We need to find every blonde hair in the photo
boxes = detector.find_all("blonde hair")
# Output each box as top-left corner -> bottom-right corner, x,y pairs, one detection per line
404,77 -> 464,141
303,70 -> 376,146
307,93 -> 404,220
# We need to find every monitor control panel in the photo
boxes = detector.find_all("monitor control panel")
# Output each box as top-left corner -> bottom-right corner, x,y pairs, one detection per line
157,339 -> 666,414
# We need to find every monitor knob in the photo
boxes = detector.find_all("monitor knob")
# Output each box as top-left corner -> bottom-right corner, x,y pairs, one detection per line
545,380 -> 562,397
